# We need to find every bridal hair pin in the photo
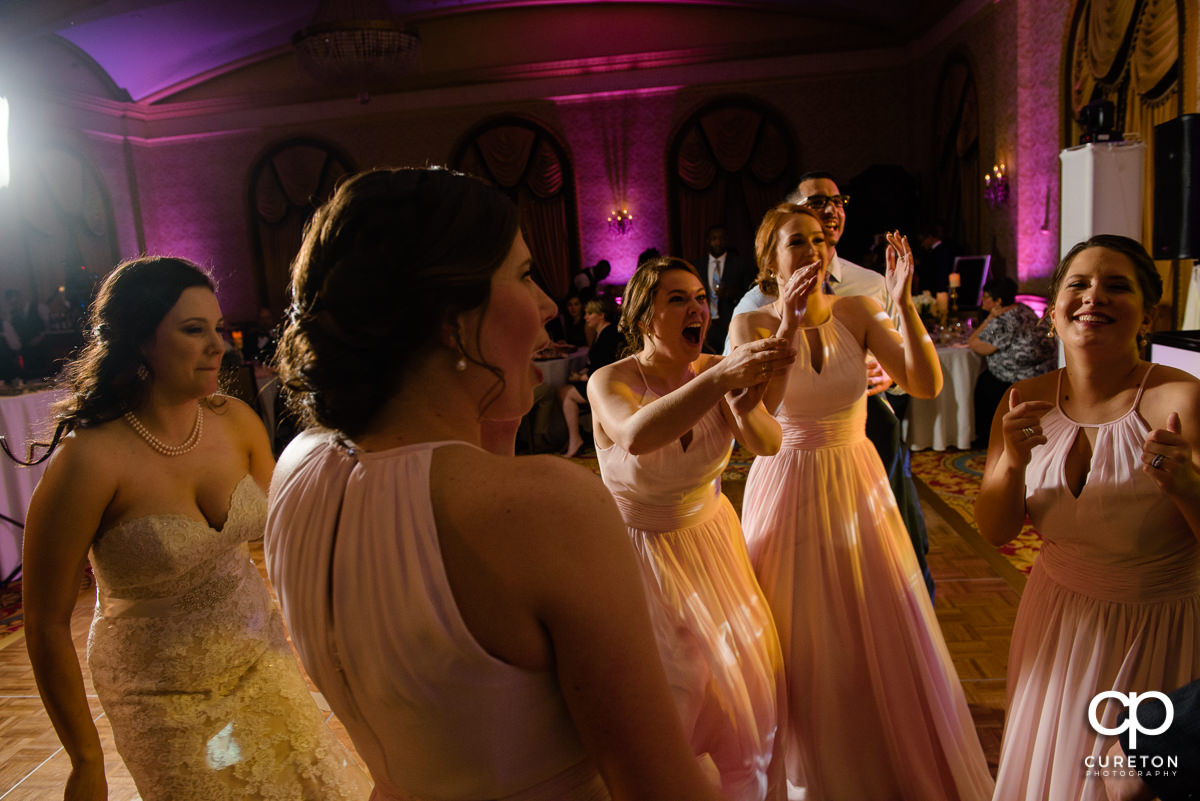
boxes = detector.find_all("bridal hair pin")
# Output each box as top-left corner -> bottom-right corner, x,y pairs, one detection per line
124,403 -> 204,456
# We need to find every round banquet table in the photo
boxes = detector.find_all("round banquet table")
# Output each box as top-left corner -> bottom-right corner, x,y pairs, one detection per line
0,388 -> 59,580
902,344 -> 984,451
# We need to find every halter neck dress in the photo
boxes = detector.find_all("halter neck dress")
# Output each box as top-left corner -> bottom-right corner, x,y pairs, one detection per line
994,365 -> 1200,800
595,360 -> 787,801
265,430 -> 608,801
739,311 -> 994,801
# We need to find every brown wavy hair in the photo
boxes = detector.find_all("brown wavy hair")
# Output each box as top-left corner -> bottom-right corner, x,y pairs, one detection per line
754,203 -> 825,296
618,256 -> 702,354
1,257 -> 217,465
275,167 -> 519,437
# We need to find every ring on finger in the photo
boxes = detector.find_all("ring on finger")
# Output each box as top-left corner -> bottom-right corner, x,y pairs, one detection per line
1151,453 -> 1165,470
1021,426 -> 1036,439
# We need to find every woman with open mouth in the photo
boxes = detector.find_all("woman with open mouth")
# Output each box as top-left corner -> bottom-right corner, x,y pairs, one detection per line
730,204 -> 993,800
587,256 -> 795,800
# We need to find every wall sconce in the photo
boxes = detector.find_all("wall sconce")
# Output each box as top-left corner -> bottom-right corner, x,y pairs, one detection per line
984,162 -> 1008,208
607,207 -> 634,236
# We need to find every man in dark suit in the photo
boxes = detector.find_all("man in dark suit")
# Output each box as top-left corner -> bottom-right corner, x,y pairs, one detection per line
698,224 -> 747,352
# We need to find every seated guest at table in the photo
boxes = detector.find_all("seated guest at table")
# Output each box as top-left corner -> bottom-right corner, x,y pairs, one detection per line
19,256 -> 371,801
588,255 -> 793,800
265,166 -> 724,801
561,297 -> 620,457
968,276 -> 1056,447
976,234 -> 1200,801
547,292 -> 589,348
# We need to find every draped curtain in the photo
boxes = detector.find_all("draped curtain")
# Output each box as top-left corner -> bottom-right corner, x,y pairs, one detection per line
932,57 -> 981,255
15,147 -> 117,319
451,118 -> 578,300
669,99 -> 796,274
250,140 -> 354,316
1067,0 -> 1182,315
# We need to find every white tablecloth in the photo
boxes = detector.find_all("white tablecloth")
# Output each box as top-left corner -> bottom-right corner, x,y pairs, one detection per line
903,345 -> 984,451
0,389 -> 58,579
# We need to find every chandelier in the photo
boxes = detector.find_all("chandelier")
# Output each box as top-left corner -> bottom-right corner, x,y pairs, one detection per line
293,0 -> 420,103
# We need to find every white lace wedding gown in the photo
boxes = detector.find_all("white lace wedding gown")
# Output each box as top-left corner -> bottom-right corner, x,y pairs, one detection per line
86,474 -> 371,800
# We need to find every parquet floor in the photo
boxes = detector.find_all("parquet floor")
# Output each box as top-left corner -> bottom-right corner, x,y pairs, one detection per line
0,481 -> 1018,798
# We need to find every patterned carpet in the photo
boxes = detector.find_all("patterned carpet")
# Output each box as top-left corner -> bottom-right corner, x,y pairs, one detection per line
910,448 -> 1043,574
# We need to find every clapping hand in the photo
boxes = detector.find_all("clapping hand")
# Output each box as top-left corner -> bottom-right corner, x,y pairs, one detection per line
1000,387 -> 1053,466
1143,412 -> 1199,496
884,231 -> 915,305
722,337 -> 795,414
780,261 -> 821,320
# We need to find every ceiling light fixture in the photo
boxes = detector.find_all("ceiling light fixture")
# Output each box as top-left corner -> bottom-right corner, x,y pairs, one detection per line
292,0 -> 420,104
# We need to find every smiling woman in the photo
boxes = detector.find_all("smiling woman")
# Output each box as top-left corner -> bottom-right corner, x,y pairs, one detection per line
18,256 -> 371,800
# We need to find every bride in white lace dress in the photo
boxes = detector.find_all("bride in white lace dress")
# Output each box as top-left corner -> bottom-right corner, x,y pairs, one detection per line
19,257 -> 371,801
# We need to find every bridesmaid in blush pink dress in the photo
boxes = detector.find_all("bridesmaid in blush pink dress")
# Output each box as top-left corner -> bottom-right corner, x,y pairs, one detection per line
730,205 -> 994,801
978,235 -> 1200,801
264,168 -> 725,801
588,257 -> 795,801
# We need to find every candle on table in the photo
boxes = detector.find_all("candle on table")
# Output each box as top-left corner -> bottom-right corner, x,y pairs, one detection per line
948,272 -> 961,288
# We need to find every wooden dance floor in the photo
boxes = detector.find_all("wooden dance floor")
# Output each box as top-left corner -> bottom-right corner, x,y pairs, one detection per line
0,487 -> 1018,798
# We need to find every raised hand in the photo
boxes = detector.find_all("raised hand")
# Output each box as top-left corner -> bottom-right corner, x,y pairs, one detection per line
1000,387 -> 1053,467
884,231 -> 915,305
1143,412 -> 1200,497
779,260 -> 822,320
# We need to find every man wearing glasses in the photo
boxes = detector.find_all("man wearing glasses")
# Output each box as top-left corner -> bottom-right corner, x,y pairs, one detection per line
725,170 -> 935,600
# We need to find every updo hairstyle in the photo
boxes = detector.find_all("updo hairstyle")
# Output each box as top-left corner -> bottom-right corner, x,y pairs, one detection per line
275,167 -> 519,437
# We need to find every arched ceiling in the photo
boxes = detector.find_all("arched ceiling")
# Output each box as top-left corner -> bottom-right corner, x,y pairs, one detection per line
1,0 -> 967,102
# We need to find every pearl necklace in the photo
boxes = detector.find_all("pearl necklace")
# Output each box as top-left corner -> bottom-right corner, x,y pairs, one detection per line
124,404 -> 204,456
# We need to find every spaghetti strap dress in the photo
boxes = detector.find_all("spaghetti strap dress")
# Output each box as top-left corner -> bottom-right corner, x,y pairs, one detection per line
265,430 -> 609,801
595,362 -> 787,801
994,364 -> 1200,800
739,312 -> 994,801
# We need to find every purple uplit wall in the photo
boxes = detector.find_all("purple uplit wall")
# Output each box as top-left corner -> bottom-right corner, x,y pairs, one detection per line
556,88 -> 679,287
1014,0 -> 1071,288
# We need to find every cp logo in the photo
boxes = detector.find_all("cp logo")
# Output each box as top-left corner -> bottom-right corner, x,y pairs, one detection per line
1088,691 -> 1174,749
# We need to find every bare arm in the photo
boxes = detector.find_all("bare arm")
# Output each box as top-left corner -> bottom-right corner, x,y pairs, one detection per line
863,233 -> 942,399
23,436 -> 116,801
1140,381 -> 1200,542
589,339 -> 792,456
437,454 -> 722,801
975,385 -> 1054,546
530,472 -> 722,800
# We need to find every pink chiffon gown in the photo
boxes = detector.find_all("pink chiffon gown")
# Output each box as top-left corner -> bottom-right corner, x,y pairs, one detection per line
993,365 -> 1200,800
595,366 -> 787,801
265,431 -> 609,801
739,313 -> 994,801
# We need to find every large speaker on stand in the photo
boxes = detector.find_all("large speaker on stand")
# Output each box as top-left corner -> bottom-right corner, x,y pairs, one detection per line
1153,113 -> 1200,260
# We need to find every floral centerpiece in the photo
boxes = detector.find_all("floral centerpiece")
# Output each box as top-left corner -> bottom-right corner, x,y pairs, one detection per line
913,291 -> 939,326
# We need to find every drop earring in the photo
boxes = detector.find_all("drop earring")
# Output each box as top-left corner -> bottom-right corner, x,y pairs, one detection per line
455,356 -> 467,372
137,363 -> 150,381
